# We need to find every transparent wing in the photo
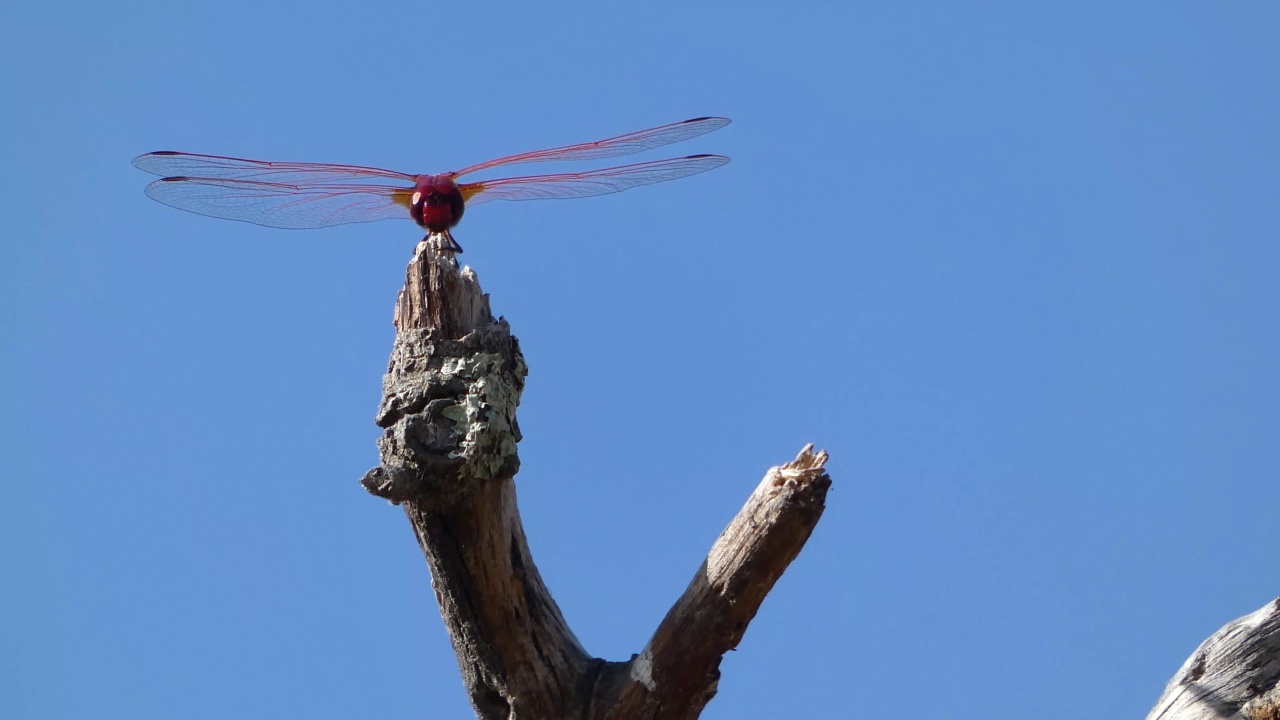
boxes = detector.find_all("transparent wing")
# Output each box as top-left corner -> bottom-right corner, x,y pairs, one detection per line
461,154 -> 729,205
452,117 -> 731,178
142,176 -> 412,229
133,151 -> 417,185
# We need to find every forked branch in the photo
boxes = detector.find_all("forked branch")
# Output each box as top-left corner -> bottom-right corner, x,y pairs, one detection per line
360,240 -> 831,720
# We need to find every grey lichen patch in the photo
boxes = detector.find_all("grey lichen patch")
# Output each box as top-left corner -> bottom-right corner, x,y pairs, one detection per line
444,351 -> 525,478
441,404 -> 468,423
363,322 -> 526,507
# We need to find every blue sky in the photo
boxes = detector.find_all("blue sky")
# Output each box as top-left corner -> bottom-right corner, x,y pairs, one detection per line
3,2 -> 1279,718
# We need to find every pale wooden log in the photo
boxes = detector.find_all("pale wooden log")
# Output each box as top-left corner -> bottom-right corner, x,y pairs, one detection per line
359,238 -> 832,720
1147,597 -> 1280,720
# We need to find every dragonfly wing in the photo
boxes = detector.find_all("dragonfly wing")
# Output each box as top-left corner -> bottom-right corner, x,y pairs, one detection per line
143,176 -> 412,229
462,154 -> 729,206
133,151 -> 417,185
452,117 -> 731,177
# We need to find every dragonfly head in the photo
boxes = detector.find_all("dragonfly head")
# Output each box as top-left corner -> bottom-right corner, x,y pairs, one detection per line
410,174 -> 466,233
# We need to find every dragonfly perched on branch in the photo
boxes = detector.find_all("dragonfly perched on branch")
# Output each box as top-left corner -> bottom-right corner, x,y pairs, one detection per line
133,117 -> 731,253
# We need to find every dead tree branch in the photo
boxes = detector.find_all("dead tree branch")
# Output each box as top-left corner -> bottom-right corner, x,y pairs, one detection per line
359,241 -> 831,720
1147,597 -> 1280,720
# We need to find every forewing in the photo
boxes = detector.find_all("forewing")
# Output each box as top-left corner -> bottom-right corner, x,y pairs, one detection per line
133,151 -> 416,185
461,154 -> 730,205
143,176 -> 412,229
453,117 -> 731,177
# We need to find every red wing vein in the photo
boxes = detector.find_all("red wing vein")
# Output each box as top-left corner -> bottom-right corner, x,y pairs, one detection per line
133,152 -> 416,186
453,117 -> 731,177
463,155 -> 730,205
143,176 -> 410,229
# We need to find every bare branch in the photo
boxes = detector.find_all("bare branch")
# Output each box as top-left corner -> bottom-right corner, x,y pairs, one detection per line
361,239 -> 831,719
1147,597 -> 1280,720
594,445 -> 831,720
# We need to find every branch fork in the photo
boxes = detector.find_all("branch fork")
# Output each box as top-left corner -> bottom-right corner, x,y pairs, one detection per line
359,240 -> 831,720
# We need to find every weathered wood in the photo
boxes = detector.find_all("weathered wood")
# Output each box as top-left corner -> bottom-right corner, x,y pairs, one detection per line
361,237 -> 831,720
360,239 -> 522,507
1147,598 -> 1280,720
592,444 -> 831,720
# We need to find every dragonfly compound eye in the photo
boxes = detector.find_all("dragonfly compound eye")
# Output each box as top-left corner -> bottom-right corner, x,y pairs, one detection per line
410,175 -> 466,232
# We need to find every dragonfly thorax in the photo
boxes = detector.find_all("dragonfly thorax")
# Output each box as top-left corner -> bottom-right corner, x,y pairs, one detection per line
410,174 -> 465,233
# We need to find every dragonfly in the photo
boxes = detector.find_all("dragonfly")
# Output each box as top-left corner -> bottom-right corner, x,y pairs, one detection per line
133,117 -> 730,253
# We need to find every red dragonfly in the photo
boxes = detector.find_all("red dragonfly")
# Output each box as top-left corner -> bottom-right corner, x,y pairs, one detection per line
133,117 -> 730,253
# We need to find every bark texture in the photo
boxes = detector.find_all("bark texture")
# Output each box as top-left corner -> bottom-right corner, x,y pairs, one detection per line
360,239 -> 831,720
1147,597 -> 1280,720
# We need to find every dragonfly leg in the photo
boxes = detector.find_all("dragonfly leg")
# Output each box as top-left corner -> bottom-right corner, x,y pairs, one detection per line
423,231 -> 464,255
444,230 -> 464,254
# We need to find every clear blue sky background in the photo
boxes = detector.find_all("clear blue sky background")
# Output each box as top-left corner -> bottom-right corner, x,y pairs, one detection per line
3,2 -> 1278,718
